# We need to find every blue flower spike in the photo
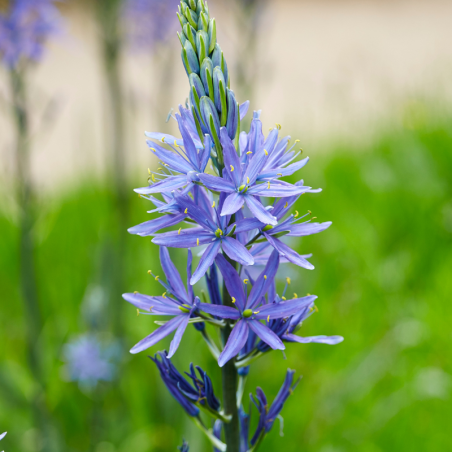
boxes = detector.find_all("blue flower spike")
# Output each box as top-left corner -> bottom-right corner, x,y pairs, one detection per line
124,1 -> 342,450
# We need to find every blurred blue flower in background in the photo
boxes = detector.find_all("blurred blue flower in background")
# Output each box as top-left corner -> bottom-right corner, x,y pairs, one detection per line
122,0 -> 179,51
63,334 -> 120,388
178,439 -> 189,452
0,0 -> 62,68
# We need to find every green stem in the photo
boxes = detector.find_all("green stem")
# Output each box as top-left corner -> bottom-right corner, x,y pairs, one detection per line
10,68 -> 59,452
221,249 -> 241,452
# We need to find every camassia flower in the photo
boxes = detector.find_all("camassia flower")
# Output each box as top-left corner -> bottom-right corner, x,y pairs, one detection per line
199,251 -> 316,366
152,193 -> 255,284
235,184 -> 332,270
198,128 -> 312,225
135,111 -> 212,195
123,247 -> 200,356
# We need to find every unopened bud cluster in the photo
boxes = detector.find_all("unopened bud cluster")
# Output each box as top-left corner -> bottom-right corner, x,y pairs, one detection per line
177,0 -> 239,165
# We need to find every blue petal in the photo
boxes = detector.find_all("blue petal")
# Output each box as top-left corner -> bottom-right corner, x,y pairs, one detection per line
134,175 -> 189,194
128,213 -> 185,236
221,192 -> 245,216
283,334 -> 344,345
199,303 -> 241,319
160,247 -> 189,303
287,221 -> 332,237
152,229 -> 214,248
218,320 -> 249,367
190,240 -> 222,285
220,127 -> 242,187
264,233 -> 314,269
244,196 -> 277,225
130,315 -> 187,354
254,296 -> 317,319
174,194 -> 217,231
239,100 -> 249,121
248,181 -> 311,198
214,253 -> 246,310
221,237 -> 254,266
176,113 -> 200,169
247,320 -> 285,350
146,141 -> 193,174
198,173 -> 236,193
168,315 -> 190,358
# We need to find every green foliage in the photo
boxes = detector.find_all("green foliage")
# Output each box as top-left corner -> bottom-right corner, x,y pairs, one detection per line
1,113 -> 452,451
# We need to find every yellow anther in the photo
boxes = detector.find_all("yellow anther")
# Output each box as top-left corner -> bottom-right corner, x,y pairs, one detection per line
246,151 -> 253,155
151,174 -> 156,182
247,177 -> 250,184
134,291 -> 138,294
294,210 -> 299,218
282,296 -> 286,300
295,139 -> 300,143
178,227 -> 181,235
308,210 -> 312,215
264,275 -> 267,280
275,123 -> 281,130
286,277 -> 291,285
307,293 -> 311,296
137,309 -> 140,316
254,311 -> 260,314
264,149 -> 268,156
267,181 -> 270,189
312,216 -> 317,220
243,279 -> 249,284
269,127 -> 273,131
315,305 -> 319,313
148,270 -> 152,275
231,297 -> 236,303
267,315 -> 270,322
184,208 -> 188,213
158,167 -> 162,170
284,202 -> 288,208
293,293 -> 298,298
230,165 -> 234,172
277,173 -> 282,176
161,136 -> 165,142
148,168 -> 151,175
151,147 -> 156,153
174,140 -> 179,147
162,292 -> 166,298
196,238 -> 200,246
212,201 -> 216,208
155,275 -> 160,281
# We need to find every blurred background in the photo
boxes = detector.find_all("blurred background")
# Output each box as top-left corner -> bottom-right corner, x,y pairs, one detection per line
0,0 -> 451,451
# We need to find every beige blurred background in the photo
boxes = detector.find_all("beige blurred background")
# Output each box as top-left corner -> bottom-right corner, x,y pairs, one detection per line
1,0 -> 452,193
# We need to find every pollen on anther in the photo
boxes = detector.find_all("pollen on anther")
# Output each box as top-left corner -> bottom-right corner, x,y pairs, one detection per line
196,238 -> 200,246
134,290 -> 138,294
246,151 -> 252,155
230,165 -> 234,172
137,309 -> 140,316
264,275 -> 267,280
267,181 -> 270,189
151,174 -> 156,182
243,279 -> 249,284
184,208 -> 188,213
294,210 -> 299,218
161,136 -> 165,142
267,315 -> 270,322
264,149 -> 268,156
178,228 -> 181,235
155,275 -> 160,281
148,168 -> 151,175
151,147 -> 156,152
284,202 -> 288,208
254,311 -> 260,314
294,139 -> 300,144
231,297 -> 236,303
162,292 -> 166,298
282,296 -> 286,300
286,277 -> 291,285
246,177 -> 250,184
174,140 -> 179,147
293,293 -> 298,298
212,201 -> 216,208
147,270 -> 152,275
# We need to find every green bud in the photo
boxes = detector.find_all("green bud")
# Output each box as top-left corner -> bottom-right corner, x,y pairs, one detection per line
208,18 -> 216,54
219,80 -> 227,127
243,309 -> 253,318
196,30 -> 209,64
177,11 -> 188,29
184,23 -> 197,51
209,115 -> 223,165
200,58 -> 214,100
198,11 -> 209,32
191,106 -> 204,144
189,0 -> 197,10
184,7 -> 198,30
262,225 -> 274,232
177,31 -> 187,48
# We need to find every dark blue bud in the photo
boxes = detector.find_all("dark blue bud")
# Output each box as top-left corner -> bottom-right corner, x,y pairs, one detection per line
226,88 -> 238,139
200,57 -> 214,100
204,372 -> 221,411
193,321 -> 205,331
237,365 -> 249,376
200,96 -> 220,137
213,67 -> 226,112
213,420 -> 223,452
196,30 -> 209,64
183,41 -> 200,75
212,43 -> 229,86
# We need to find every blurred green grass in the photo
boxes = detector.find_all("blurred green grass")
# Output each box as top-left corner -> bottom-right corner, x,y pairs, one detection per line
1,109 -> 452,451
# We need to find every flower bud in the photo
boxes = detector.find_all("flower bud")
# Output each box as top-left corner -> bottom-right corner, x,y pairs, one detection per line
213,66 -> 226,112
208,18 -> 217,54
200,57 -> 214,101
184,6 -> 198,30
212,43 -> 229,86
183,23 -> 197,50
198,11 -> 209,32
196,30 -> 209,64
182,40 -> 200,75
226,88 -> 239,139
